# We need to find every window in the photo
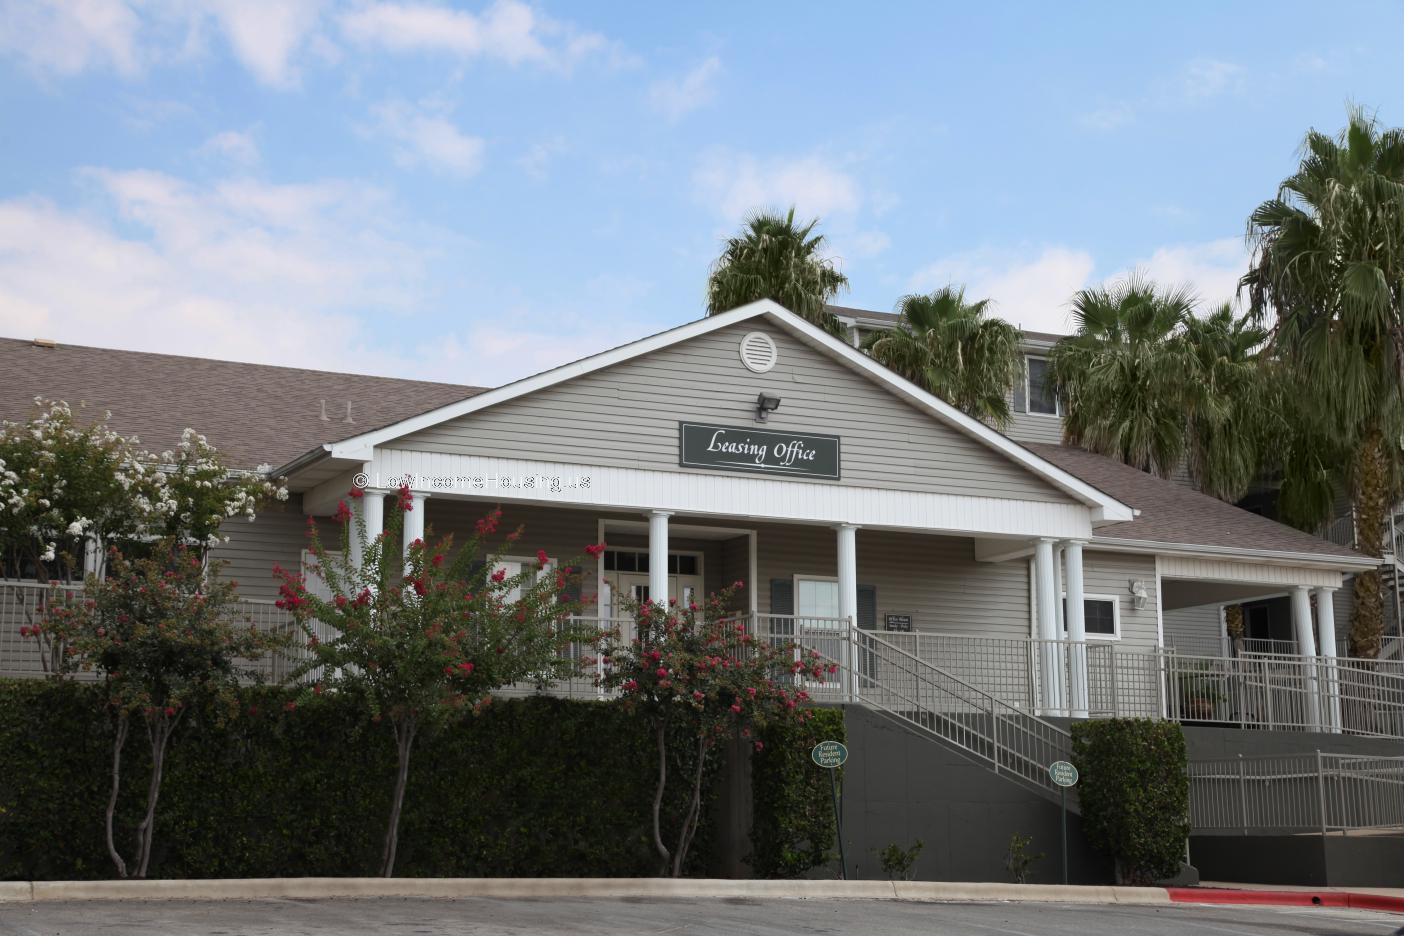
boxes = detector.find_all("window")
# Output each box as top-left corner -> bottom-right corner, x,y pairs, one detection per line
1061,594 -> 1120,639
1026,356 -> 1059,416
602,549 -> 699,576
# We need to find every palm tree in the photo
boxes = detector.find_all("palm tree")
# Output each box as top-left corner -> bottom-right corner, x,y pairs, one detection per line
1243,107 -> 1404,658
862,286 -> 1022,427
1181,304 -> 1269,502
1050,274 -> 1198,478
706,208 -> 850,337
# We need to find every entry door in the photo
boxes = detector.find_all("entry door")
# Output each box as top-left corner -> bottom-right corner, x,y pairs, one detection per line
794,577 -> 843,687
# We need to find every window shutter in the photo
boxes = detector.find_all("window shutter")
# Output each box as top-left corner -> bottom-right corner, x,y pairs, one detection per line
1013,358 -> 1027,413
769,578 -> 794,616
857,584 -> 878,630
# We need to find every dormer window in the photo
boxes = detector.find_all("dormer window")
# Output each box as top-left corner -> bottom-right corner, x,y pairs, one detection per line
1026,356 -> 1059,416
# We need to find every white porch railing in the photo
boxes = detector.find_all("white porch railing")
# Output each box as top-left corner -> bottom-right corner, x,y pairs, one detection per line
1189,752 -> 1404,835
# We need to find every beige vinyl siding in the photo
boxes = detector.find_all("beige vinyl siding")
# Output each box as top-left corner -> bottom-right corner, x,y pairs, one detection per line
1003,411 -> 1064,446
210,500 -> 310,602
392,320 -> 1072,505
753,524 -> 1033,637
1163,604 -> 1224,655
1081,550 -> 1160,651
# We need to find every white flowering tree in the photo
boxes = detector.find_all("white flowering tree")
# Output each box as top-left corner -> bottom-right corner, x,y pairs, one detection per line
0,400 -> 288,673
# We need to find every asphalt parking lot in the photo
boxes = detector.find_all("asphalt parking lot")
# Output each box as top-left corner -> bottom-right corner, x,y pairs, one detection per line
1,896 -> 1401,936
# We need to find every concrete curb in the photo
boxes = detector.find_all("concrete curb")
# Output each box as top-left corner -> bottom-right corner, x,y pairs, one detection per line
1168,886 -> 1404,914
0,877 -> 1171,905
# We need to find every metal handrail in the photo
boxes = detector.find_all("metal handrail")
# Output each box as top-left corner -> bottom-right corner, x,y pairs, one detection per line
750,614 -> 1074,799
1190,752 -> 1404,835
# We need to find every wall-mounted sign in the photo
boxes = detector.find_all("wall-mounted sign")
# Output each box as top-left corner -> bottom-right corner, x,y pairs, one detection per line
884,613 -> 913,632
678,422 -> 841,480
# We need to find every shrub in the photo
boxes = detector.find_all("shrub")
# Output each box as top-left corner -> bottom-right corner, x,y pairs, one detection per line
0,683 -> 763,880
748,707 -> 844,878
1070,719 -> 1189,884
876,840 -> 923,881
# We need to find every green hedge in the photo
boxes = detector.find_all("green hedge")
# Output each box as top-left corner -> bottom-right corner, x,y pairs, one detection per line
1070,719 -> 1189,884
0,681 -> 728,880
748,707 -> 844,878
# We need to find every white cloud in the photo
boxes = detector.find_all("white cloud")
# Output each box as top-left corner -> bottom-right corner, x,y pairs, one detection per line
0,0 -> 143,76
1079,102 -> 1135,131
0,167 -> 651,387
198,130 -> 260,167
907,238 -> 1250,334
694,148 -> 861,222
648,56 -> 720,121
371,101 -> 485,177
847,230 -> 891,259
338,0 -> 629,71
909,247 -> 1096,334
1129,237 -> 1248,309
517,137 -> 568,181
206,0 -> 325,88
1179,58 -> 1246,100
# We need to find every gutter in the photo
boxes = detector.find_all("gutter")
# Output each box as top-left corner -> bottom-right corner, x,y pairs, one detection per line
1091,535 -> 1380,572
271,445 -> 333,481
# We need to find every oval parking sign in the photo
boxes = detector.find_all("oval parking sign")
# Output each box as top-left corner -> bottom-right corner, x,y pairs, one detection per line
1049,760 -> 1078,787
811,740 -> 849,768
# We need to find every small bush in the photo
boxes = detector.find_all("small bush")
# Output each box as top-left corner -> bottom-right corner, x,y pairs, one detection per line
1070,719 -> 1189,884
876,840 -> 923,881
1004,833 -> 1043,884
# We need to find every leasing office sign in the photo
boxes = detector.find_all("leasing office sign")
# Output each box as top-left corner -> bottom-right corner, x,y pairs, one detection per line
678,422 -> 841,480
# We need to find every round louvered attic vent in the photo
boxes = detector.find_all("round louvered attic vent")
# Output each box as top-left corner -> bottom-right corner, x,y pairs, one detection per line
739,331 -> 778,373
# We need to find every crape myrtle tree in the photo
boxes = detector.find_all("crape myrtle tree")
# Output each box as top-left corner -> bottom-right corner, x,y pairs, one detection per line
0,401 -> 288,672
44,544 -> 287,878
275,485 -> 591,877
706,208 -> 852,339
601,587 -> 825,877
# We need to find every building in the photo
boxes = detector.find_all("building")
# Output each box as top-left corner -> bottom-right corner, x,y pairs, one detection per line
2,299 -> 1401,883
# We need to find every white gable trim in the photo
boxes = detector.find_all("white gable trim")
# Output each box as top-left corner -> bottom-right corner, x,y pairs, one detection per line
325,300 -> 1132,521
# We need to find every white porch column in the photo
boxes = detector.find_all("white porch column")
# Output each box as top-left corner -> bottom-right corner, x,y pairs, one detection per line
1314,586 -> 1342,733
1291,584 -> 1323,730
82,534 -> 103,581
837,523 -> 860,700
1064,540 -> 1090,718
1034,538 -> 1064,714
402,491 -> 428,558
361,490 -> 385,558
648,510 -> 671,606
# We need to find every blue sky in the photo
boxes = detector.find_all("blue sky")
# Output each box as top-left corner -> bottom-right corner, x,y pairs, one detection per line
2,1 -> 1402,387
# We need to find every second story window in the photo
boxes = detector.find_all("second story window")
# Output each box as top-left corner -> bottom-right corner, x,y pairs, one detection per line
1026,356 -> 1059,416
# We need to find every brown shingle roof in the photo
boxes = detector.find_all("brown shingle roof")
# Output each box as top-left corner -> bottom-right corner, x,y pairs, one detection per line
0,337 -> 483,470
1025,443 -> 1366,561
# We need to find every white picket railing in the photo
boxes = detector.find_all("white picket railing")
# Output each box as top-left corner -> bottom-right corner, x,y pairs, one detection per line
1190,752 -> 1404,835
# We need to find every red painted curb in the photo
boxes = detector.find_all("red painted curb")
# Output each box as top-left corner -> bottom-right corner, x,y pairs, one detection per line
1167,887 -> 1404,914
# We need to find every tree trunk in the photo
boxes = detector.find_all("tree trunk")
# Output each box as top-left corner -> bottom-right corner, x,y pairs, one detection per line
105,713 -> 130,878
651,720 -> 671,873
133,710 -> 181,879
670,734 -> 711,878
1351,428 -> 1389,659
380,715 -> 418,877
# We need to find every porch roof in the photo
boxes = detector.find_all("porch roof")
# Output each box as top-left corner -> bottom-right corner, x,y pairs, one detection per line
1025,443 -> 1373,567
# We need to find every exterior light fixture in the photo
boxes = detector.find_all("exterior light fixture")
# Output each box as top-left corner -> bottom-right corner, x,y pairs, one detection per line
1128,579 -> 1149,610
755,393 -> 782,422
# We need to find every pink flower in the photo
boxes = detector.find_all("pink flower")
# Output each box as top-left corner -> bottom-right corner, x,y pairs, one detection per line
457,662 -> 475,674
348,486 -> 364,499
432,554 -> 444,567
746,687 -> 757,698
536,549 -> 549,565
584,542 -> 607,558
729,703 -> 742,714
163,706 -> 176,718
655,667 -> 668,678
623,679 -> 638,692
692,691 -> 705,702
753,741 -> 764,753
334,500 -> 352,524
491,568 -> 507,583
